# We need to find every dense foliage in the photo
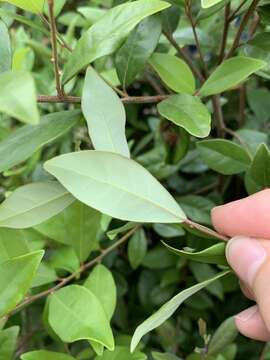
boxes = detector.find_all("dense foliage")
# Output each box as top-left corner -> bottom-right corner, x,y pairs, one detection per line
0,0 -> 270,359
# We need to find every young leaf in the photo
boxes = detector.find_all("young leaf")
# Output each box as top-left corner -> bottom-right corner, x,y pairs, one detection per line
197,139 -> 251,175
128,228 -> 148,269
0,110 -> 80,173
201,0 -> 223,9
115,15 -> 162,89
62,0 -> 171,83
35,201 -> 101,262
82,68 -> 130,157
130,270 -> 230,352
0,20 -> 11,73
0,250 -> 44,317
44,151 -> 186,223
208,317 -> 238,356
84,264 -> 117,320
149,53 -> 195,94
21,350 -> 76,360
48,285 -> 114,350
0,0 -> 44,13
96,346 -> 147,360
162,241 -> 227,266
0,71 -> 39,125
200,57 -> 266,97
246,143 -> 270,193
0,326 -> 19,360
0,182 -> 74,229
158,94 -> 211,138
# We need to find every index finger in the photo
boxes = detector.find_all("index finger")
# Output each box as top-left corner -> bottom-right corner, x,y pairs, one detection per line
212,189 -> 270,239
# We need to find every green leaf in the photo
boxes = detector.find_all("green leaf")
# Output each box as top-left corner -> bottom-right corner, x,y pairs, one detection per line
0,110 -> 80,173
82,68 -> 130,157
95,346 -> 147,360
0,228 -> 30,264
177,195 -> 215,225
162,241 -> 227,266
128,228 -> 148,269
130,270 -> 230,352
201,0 -> 223,9
21,350 -> 76,360
48,246 -> 79,274
0,182 -> 74,229
31,263 -> 58,288
115,15 -> 162,89
152,352 -> 181,360
246,143 -> 270,193
35,201 -> 101,262
107,222 -> 137,240
149,53 -> 195,94
62,0 -> 171,84
44,151 -> 186,223
208,317 -> 238,356
0,250 -> 44,317
0,20 -> 11,73
200,56 -> 266,97
0,326 -> 19,360
197,139 -> 251,175
0,71 -> 39,124
158,94 -> 211,138
84,264 -> 117,320
48,285 -> 114,350
0,0 -> 44,13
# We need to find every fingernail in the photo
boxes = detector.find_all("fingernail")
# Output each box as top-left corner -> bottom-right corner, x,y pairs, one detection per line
226,236 -> 266,287
235,305 -> 258,322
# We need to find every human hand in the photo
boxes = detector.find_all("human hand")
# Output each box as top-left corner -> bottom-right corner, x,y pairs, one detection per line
212,189 -> 270,341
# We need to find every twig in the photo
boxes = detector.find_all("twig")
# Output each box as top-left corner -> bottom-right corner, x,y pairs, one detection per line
226,0 -> 260,58
37,94 -> 169,104
184,219 -> 229,242
218,4 -> 231,63
9,226 -> 139,316
48,0 -> 64,96
163,31 -> 205,83
185,0 -> 208,77
228,0 -> 248,22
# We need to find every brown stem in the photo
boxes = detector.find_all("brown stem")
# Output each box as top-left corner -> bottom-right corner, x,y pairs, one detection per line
185,0 -> 208,77
9,226 -> 139,317
218,4 -> 231,63
163,31 -> 205,83
226,0 -> 260,59
37,94 -> 169,104
184,219 -> 229,242
48,0 -> 64,96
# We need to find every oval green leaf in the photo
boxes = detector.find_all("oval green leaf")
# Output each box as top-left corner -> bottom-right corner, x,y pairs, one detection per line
158,94 -> 211,138
44,151 -> 186,223
62,0 -> 171,84
200,56 -> 266,97
197,139 -> 251,175
82,68 -> 130,157
149,53 -> 195,94
48,285 -> 114,350
21,350 -> 76,360
0,182 -> 74,229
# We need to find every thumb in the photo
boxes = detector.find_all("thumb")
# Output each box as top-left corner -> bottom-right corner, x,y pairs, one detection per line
226,236 -> 270,329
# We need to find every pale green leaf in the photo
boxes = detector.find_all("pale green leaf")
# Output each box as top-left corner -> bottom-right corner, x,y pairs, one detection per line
95,346 -> 147,360
44,151 -> 186,223
0,20 -> 11,73
62,0 -> 171,83
0,250 -> 44,317
31,263 -> 58,288
0,182 -> 74,229
48,285 -> 114,350
158,94 -> 211,138
0,0 -> 44,13
0,110 -> 80,173
82,67 -> 130,157
149,53 -> 195,94
130,271 -> 230,352
21,350 -> 76,360
200,57 -> 266,97
0,71 -> 39,124
0,326 -> 19,360
201,0 -> 223,9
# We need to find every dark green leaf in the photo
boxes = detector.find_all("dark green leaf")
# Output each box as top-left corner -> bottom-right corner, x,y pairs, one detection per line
128,228 -> 148,269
